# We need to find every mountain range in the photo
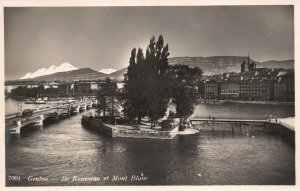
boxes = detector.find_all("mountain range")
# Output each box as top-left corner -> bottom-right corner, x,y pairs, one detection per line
99,68 -> 117,74
20,63 -> 78,79
168,56 -> 294,75
18,56 -> 294,81
32,68 -> 108,81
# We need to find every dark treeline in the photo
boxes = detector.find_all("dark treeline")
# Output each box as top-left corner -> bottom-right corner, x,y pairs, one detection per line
11,85 -> 56,98
10,83 -> 98,98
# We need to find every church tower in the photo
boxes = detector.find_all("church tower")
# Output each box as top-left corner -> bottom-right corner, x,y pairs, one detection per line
241,53 -> 256,72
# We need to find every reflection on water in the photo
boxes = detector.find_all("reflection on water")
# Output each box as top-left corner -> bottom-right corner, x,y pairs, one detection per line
5,98 -> 295,185
192,103 -> 294,119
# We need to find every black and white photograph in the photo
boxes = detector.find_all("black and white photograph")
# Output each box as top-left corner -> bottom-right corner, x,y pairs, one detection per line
1,0 -> 297,189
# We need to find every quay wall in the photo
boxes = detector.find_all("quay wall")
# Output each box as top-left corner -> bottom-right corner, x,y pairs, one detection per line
111,126 -> 178,139
81,116 -> 179,139
81,117 -> 113,137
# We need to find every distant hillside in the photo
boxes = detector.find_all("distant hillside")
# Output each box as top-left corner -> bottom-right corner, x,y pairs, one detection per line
97,57 -> 294,81
31,68 -> 108,81
108,68 -> 127,81
169,56 -> 248,75
169,56 -> 294,75
259,60 -> 294,69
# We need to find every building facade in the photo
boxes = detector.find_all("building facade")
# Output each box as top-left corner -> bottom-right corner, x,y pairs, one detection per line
220,81 -> 239,99
273,74 -> 294,101
204,81 -> 220,99
238,80 -> 273,101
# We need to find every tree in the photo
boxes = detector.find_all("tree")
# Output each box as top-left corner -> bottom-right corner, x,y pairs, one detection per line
168,65 -> 202,130
37,85 -> 45,97
135,48 -> 147,122
98,78 -> 118,117
144,35 -> 170,127
26,87 -> 38,98
123,48 -> 138,120
123,35 -> 170,127
45,87 -> 58,97
11,86 -> 29,97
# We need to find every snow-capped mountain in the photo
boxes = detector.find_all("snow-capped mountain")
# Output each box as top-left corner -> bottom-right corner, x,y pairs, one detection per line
99,68 -> 117,75
20,72 -> 34,79
20,63 -> 78,79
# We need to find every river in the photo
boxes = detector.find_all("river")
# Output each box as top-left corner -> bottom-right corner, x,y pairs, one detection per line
5,98 -> 295,185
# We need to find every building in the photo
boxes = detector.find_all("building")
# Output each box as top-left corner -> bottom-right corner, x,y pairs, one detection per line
273,82 -> 287,101
274,72 -> 294,101
204,81 -> 220,99
201,56 -> 294,102
241,54 -> 256,73
220,81 -> 239,99
198,81 -> 205,99
73,81 -> 100,96
239,80 -> 274,101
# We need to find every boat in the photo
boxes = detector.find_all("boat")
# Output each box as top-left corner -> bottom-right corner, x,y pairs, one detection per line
35,98 -> 46,104
25,98 -> 46,104
70,105 -> 80,114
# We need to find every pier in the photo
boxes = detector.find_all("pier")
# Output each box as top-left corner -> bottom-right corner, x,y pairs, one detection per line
5,100 -> 93,134
190,116 -> 295,132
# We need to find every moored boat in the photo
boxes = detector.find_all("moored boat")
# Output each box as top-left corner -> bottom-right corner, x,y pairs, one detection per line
25,98 -> 46,104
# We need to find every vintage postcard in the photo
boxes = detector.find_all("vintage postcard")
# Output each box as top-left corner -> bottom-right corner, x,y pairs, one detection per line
0,0 -> 298,191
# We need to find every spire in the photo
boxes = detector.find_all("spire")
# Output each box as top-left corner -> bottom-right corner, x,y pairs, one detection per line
247,52 -> 250,64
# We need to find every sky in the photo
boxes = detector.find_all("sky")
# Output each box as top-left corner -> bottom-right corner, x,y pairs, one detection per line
4,6 -> 294,80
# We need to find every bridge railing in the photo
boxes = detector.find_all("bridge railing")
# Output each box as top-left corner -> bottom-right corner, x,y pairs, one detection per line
5,100 -> 93,120
8,115 -> 42,126
5,112 -> 20,119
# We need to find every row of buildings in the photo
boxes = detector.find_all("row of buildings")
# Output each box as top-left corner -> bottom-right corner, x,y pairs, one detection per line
200,56 -> 294,101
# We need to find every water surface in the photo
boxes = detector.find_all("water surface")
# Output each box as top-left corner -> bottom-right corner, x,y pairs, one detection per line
5,98 -> 295,185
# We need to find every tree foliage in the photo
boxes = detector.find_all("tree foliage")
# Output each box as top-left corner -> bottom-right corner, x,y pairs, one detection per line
123,35 -> 170,126
11,85 -> 55,98
123,35 -> 202,129
97,78 -> 118,117
168,65 -> 202,129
